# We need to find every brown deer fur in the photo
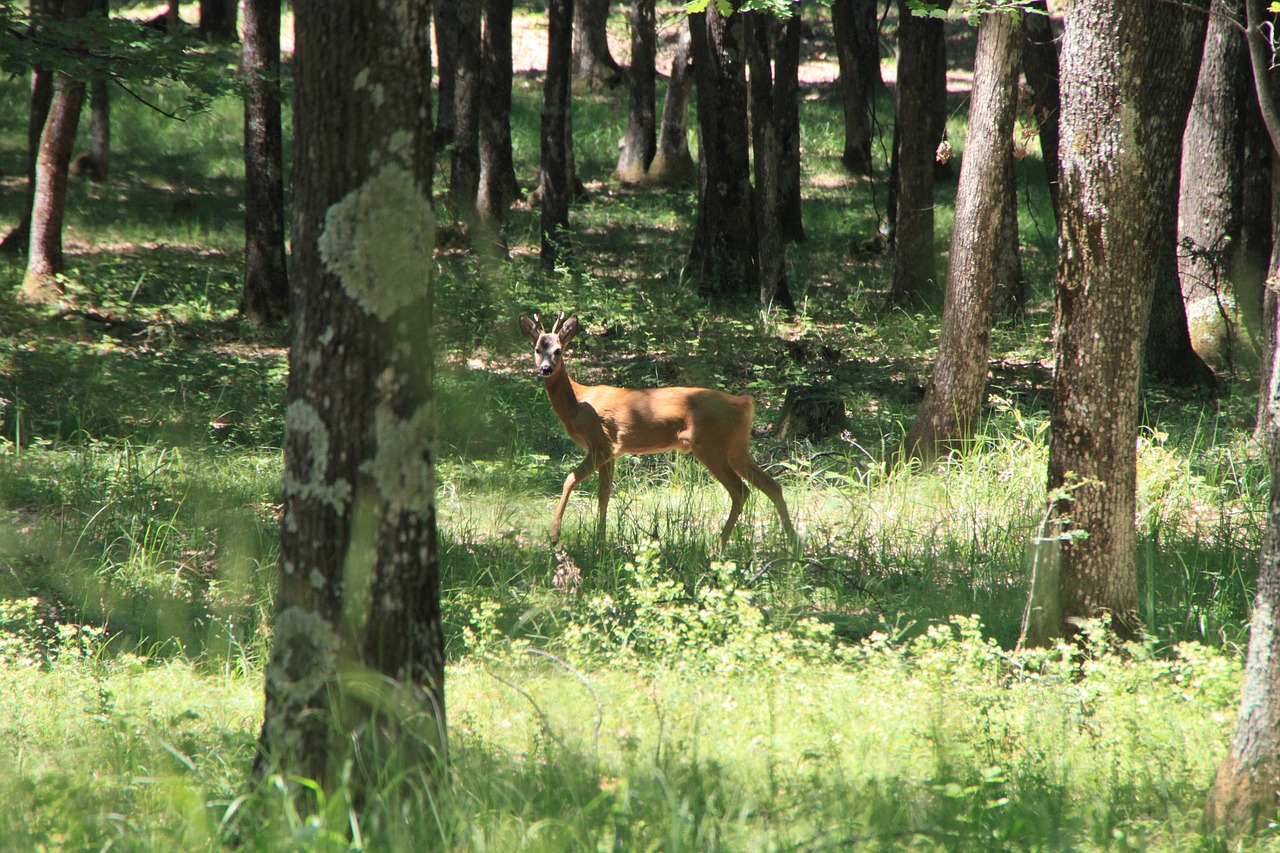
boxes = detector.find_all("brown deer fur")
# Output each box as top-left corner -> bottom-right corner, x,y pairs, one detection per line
520,312 -> 796,548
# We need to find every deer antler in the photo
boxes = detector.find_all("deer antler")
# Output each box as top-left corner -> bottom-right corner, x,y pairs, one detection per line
551,312 -> 567,335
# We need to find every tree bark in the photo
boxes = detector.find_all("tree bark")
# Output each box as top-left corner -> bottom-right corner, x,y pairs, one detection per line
449,0 -> 482,223
72,0 -> 110,183
747,11 -> 794,312
1257,164 -> 1280,441
688,5 -> 757,299
1021,0 -> 1060,223
1178,0 -> 1269,378
894,11 -> 1022,468
888,0 -> 943,307
258,0 -> 444,807
478,0 -> 519,229
1141,0 -> 1214,388
831,0 -> 880,175
22,0 -> 92,303
541,0 -> 575,265
199,0 -> 238,41
433,0 -> 457,145
774,7 -> 805,243
573,0 -> 622,90
2,0 -> 61,254
613,0 -> 656,184
240,0 -> 289,325
1205,200 -> 1280,828
1021,0 -> 1162,647
647,20 -> 695,185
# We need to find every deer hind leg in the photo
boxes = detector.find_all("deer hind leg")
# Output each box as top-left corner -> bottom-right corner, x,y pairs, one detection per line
596,459 -> 615,541
694,448 -> 748,549
551,452 -> 610,544
731,451 -> 797,543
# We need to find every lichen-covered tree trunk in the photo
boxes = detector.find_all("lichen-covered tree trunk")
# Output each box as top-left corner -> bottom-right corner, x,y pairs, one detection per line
831,0 -> 879,175
572,0 -> 621,90
613,0 -> 655,184
894,10 -> 1021,468
1178,0 -> 1269,377
747,11 -> 793,312
888,0 -> 943,308
240,0 -> 289,324
1021,0 -> 1160,646
257,0 -> 444,811
647,20 -> 695,185
1141,0 -> 1214,388
478,0 -> 519,229
688,4 -> 757,299
22,0 -> 92,303
541,0 -> 574,264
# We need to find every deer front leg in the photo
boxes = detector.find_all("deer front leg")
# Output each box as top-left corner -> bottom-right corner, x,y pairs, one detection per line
550,452 -> 609,543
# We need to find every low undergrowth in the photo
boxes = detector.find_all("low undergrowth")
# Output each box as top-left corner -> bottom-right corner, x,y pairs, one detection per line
0,583 -> 1250,851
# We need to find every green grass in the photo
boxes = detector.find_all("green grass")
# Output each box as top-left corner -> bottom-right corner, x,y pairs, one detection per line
0,5 -> 1273,849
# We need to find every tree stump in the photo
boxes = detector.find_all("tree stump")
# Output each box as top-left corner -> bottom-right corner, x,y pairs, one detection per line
773,386 -> 847,442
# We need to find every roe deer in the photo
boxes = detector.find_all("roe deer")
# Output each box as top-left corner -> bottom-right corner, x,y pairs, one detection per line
520,312 -> 796,549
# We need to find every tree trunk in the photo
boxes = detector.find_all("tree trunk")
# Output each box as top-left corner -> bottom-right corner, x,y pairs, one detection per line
1178,0 -> 1269,377
573,0 -> 621,90
1258,164 -> 1280,440
1021,0 -> 1161,647
257,0 -> 444,810
774,7 -> 805,243
199,0 -> 238,41
541,0 -> 575,265
1205,192 -> 1280,827
1021,0 -> 1060,222
1141,0 -> 1214,388
1,0 -> 61,254
22,0 -> 93,303
688,5 -> 757,299
433,0 -> 457,145
747,11 -> 794,312
240,0 -> 289,325
647,20 -> 695,185
831,0 -> 880,175
894,11 -> 1022,468
478,0 -> 519,229
72,0 -> 110,183
888,0 -> 943,307
613,0 -> 656,184
449,0 -> 482,223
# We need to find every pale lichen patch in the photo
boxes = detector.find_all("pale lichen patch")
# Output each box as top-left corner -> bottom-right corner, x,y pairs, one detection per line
282,400 -> 353,513
263,606 -> 341,751
364,401 -> 435,516
318,165 -> 435,323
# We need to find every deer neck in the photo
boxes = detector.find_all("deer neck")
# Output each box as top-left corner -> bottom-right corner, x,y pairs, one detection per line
542,364 -> 587,429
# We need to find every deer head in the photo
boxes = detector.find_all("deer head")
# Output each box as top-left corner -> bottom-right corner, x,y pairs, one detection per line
520,312 -> 580,377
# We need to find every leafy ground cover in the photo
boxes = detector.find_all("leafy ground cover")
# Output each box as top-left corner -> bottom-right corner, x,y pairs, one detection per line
0,4 -> 1271,849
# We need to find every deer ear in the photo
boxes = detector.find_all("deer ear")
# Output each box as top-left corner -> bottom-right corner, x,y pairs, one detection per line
559,315 -> 580,344
519,314 -> 540,344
